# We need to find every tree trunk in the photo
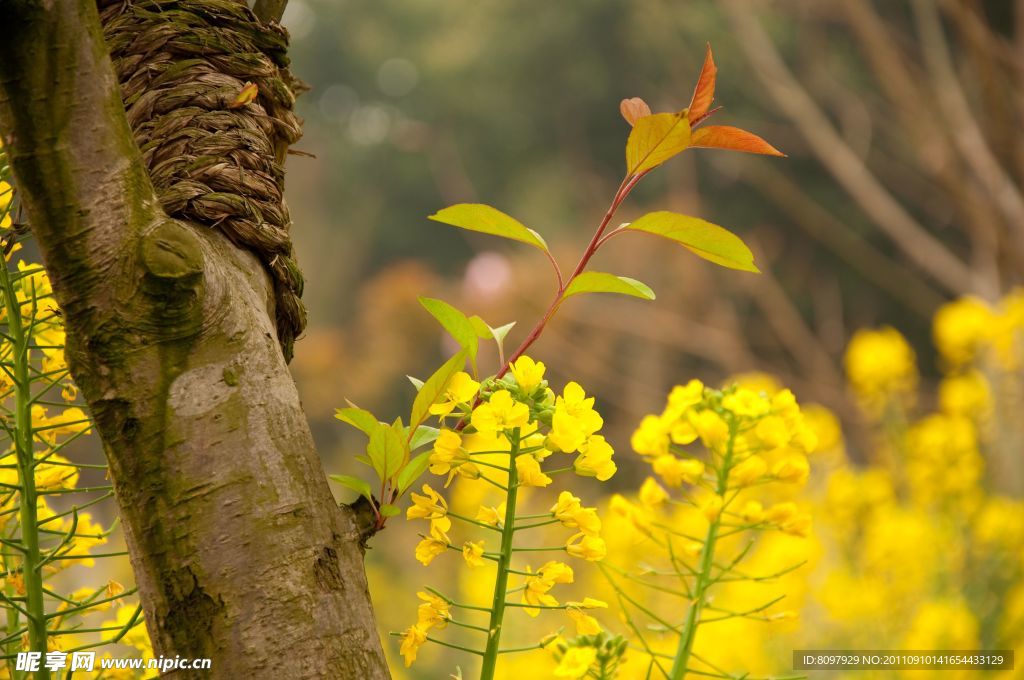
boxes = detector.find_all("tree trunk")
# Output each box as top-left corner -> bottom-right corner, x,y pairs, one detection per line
0,1 -> 390,677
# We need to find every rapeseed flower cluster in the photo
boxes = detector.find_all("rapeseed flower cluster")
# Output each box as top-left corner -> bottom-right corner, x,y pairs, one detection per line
843,326 -> 918,415
399,356 -> 613,676
813,292 -> 1024,675
598,380 -> 816,679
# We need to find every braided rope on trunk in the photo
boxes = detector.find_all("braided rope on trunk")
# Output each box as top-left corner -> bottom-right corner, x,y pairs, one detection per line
98,0 -> 307,360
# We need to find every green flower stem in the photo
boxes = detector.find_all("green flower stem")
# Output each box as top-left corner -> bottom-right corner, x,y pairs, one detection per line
511,518 -> 559,532
479,428 -> 520,680
447,511 -> 503,532
668,420 -> 738,680
0,263 -> 49,680
477,474 -> 508,492
601,562 -> 689,598
497,642 -> 544,654
504,567 -> 535,577
513,512 -> 551,521
426,636 -> 483,656
39,485 -> 113,495
467,459 -> 510,473
447,619 -> 491,633
598,563 -> 680,633
425,589 -> 492,613
41,550 -> 129,561
3,572 -> 16,677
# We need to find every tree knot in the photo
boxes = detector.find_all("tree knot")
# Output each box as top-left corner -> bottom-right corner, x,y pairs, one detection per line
141,219 -> 204,283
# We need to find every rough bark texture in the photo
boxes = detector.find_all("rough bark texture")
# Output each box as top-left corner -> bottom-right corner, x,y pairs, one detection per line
0,1 -> 390,677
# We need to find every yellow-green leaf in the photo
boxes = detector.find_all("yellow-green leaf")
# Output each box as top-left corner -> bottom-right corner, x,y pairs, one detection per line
396,451 -> 432,494
625,211 -> 759,273
469,315 -> 515,352
625,112 -> 692,175
229,81 -> 259,109
562,272 -> 655,301
410,349 -> 468,435
420,297 -> 479,371
379,504 -> 402,517
330,474 -> 373,502
334,407 -> 379,436
409,425 -> 441,451
428,204 -> 548,251
366,421 -> 406,481
469,315 -> 492,339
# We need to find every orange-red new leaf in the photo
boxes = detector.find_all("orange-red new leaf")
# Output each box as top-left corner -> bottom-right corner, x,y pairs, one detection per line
625,112 -> 692,175
229,81 -> 259,109
620,97 -> 652,127
690,125 -> 785,157
687,44 -> 717,123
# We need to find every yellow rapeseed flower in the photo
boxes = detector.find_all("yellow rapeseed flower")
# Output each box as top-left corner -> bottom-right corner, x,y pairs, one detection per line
722,388 -> 771,418
510,355 -> 546,393
651,454 -> 703,487
692,410 -> 729,449
554,647 -> 596,679
429,371 -> 481,417
938,371 -> 991,421
844,326 -> 917,412
730,455 -> 767,487
407,484 -> 448,521
416,591 -> 450,630
471,390 -> 530,434
516,454 -> 552,488
462,541 -> 486,568
701,494 -> 723,522
573,435 -> 616,481
639,477 -> 668,507
772,454 -> 810,484
399,624 -> 428,666
933,297 -> 994,367
476,502 -> 505,527
414,518 -> 452,566
565,533 -> 606,561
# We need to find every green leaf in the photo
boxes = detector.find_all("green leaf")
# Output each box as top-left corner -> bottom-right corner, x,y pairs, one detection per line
407,375 -> 425,391
366,421 -> 407,481
562,272 -> 656,301
334,407 -> 379,436
489,321 -> 516,345
410,349 -> 468,434
396,451 -> 433,494
469,316 -> 516,359
420,297 -> 479,371
469,315 -> 492,339
410,425 -> 441,451
625,112 -> 692,175
330,474 -> 373,502
355,454 -> 372,467
625,211 -> 759,273
379,504 -> 402,517
428,204 -> 548,252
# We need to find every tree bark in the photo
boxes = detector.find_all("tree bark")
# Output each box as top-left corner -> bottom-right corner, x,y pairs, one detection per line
0,1 -> 390,677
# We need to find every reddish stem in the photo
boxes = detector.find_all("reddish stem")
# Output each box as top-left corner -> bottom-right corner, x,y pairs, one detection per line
453,170 -> 646,431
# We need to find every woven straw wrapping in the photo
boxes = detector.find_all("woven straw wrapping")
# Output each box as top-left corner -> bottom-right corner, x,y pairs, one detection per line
99,0 -> 307,360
